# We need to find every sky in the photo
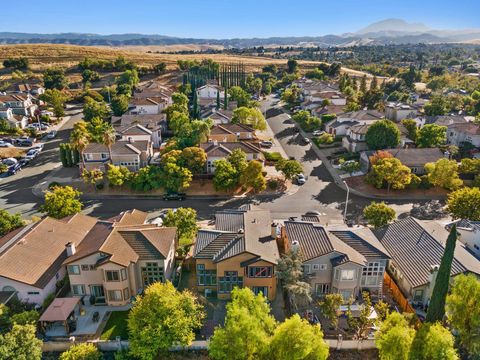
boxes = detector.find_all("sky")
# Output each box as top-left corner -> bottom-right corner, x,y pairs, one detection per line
3,0 -> 480,38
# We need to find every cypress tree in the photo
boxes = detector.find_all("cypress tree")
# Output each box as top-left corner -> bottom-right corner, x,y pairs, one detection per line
72,148 -> 80,165
66,143 -> 73,167
59,143 -> 68,167
224,88 -> 228,110
216,90 -> 220,110
192,92 -> 199,119
426,224 -> 458,322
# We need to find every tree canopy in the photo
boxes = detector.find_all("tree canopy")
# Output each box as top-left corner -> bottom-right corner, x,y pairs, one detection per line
239,160 -> 266,192
367,158 -> 412,191
43,67 -> 67,90
446,187 -> 480,220
365,120 -> 401,150
363,202 -> 396,229
0,210 -> 24,237
0,324 -> 42,360
83,97 -> 110,121
232,107 -> 267,131
425,158 -> 462,190
416,124 -> 447,148
162,207 -> 198,246
59,343 -> 103,360
40,186 -> 83,219
409,323 -> 458,360
375,312 -> 415,360
275,159 -> 303,180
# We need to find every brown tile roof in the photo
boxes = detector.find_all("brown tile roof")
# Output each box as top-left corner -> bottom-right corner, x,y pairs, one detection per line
449,123 -> 480,135
200,141 -> 261,157
85,140 -> 150,155
0,214 -> 97,288
210,123 -> 255,136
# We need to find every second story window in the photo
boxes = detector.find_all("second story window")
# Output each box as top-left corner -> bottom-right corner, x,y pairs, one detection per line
340,269 -> 355,281
105,270 -> 120,282
248,266 -> 272,278
67,265 -> 80,275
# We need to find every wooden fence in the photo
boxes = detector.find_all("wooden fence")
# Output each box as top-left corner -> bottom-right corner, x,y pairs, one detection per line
383,272 -> 415,314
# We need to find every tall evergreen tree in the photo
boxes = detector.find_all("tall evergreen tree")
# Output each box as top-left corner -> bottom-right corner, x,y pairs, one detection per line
216,90 -> 220,110
224,89 -> 228,110
426,224 -> 458,322
192,92 -> 199,119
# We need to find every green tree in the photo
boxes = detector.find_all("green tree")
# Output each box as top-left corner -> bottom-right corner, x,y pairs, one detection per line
281,85 -> 301,107
292,110 -> 321,132
227,148 -> 248,174
40,186 -> 83,219
116,69 -> 139,87
446,274 -> 480,357
447,187 -> 480,220
267,314 -> 329,360
70,121 -> 90,168
152,62 -> 166,74
83,97 -> 110,121
178,147 -> 207,174
0,324 -> 42,360
0,209 -> 24,236
239,160 -> 266,192
43,67 -> 67,90
209,288 -> 276,360
228,86 -> 251,107
365,120 -> 401,150
102,125 -> 116,163
426,224 -> 458,322
10,310 -> 39,326
163,207 -> 198,246
161,161 -> 192,192
287,58 -> 298,73
368,158 -> 412,191
363,202 -> 396,229
305,68 -> 325,80
40,89 -> 68,117
401,119 -> 418,142
213,159 -> 239,191
128,282 -> 204,360
81,169 -> 104,189
425,158 -> 462,190
60,343 -> 103,360
81,69 -> 100,84
232,107 -> 266,131
111,95 -> 129,116
416,124 -> 447,148
319,294 -> 343,330
346,292 -> 376,340
86,117 -> 114,143
424,95 -> 448,116
409,323 -> 458,360
106,164 -> 131,186
129,166 -> 163,192
375,312 -> 415,360
275,159 -> 303,180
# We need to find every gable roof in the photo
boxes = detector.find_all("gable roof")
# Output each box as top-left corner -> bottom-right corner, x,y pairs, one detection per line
210,123 -> 255,136
375,217 -> 480,288
200,141 -> 261,157
449,123 -> 480,136
339,110 -> 385,121
116,124 -> 152,136
363,148 -> 445,168
330,228 -> 391,259
112,114 -> 167,131
84,140 -> 150,155
424,115 -> 468,127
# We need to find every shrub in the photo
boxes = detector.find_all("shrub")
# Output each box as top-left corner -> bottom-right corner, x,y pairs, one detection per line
263,151 -> 283,162
48,181 -> 60,189
267,179 -> 279,190
42,293 -> 55,310
317,133 -> 334,144
95,183 -> 104,190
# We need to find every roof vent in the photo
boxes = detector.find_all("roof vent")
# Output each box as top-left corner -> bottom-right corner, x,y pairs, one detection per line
66,242 -> 76,257
291,240 -> 300,253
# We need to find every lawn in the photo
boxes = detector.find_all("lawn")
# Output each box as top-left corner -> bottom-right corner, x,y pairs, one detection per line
100,310 -> 130,340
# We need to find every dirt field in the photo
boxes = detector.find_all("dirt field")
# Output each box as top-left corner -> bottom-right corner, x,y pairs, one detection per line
0,147 -> 25,159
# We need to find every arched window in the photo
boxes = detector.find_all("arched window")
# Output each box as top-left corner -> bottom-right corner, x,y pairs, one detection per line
2,286 -> 16,292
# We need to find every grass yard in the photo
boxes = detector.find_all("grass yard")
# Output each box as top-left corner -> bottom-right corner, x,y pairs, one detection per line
100,310 -> 130,340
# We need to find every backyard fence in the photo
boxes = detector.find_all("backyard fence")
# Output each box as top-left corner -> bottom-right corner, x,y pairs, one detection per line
383,272 -> 415,314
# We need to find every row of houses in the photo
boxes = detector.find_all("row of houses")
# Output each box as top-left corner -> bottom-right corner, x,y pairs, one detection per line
1,205 -> 480,309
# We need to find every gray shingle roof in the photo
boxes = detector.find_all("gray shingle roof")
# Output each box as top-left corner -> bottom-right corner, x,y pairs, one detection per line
375,217 -> 480,288
330,229 -> 391,260
194,230 -> 239,259
85,140 -> 149,155
215,211 -> 245,233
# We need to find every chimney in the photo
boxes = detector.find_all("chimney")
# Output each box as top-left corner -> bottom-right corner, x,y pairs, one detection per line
66,242 -> 76,257
213,140 -> 218,146
291,240 -> 300,253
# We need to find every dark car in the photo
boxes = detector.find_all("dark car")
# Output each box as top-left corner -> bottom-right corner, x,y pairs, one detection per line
293,127 -> 300,133
163,192 -> 186,201
7,163 -> 22,175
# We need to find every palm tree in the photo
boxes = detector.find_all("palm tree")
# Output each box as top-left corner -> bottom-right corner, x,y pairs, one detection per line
70,122 -> 90,169
102,126 -> 116,164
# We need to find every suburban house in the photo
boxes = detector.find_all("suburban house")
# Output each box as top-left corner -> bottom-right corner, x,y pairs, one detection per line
200,141 -> 263,174
196,84 -> 224,99
0,94 -> 37,117
115,123 -> 161,148
325,110 -> 385,136
449,219 -> 480,258
301,91 -> 347,110
208,123 -> 256,143
112,113 -> 167,137
193,207 -> 279,300
0,214 -> 97,305
375,217 -> 480,306
360,148 -> 446,174
414,115 -> 469,129
385,102 -> 418,122
64,209 -> 177,306
11,83 -> 45,96
447,123 -> 480,147
281,221 -> 390,301
311,104 -> 346,118
81,140 -> 153,172
343,123 -> 413,153
0,107 -> 28,129
128,93 -> 171,115
200,107 -> 233,125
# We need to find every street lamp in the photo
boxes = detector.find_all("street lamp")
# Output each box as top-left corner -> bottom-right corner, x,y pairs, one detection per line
343,180 -> 350,224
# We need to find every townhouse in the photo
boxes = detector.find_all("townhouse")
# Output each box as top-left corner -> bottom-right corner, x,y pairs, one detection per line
200,141 -> 263,174
0,93 -> 37,117
0,107 -> 28,129
208,123 -> 256,143
385,102 -> 418,122
196,84 -> 224,99
324,110 -> 385,136
112,113 -> 167,147
447,123 -> 480,147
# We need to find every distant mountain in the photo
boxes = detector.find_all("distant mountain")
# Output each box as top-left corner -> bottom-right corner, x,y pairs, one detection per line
0,19 -> 479,48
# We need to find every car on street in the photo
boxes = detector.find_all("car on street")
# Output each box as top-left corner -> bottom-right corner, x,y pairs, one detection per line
296,173 -> 306,185
18,158 -> 30,167
260,140 -> 273,148
7,162 -> 22,175
32,143 -> 44,152
0,141 -> 13,148
17,136 -> 35,147
46,130 -> 57,139
3,158 -> 18,166
24,149 -> 40,160
163,192 -> 186,201
41,110 -> 54,117
303,137 -> 311,145
312,130 -> 325,136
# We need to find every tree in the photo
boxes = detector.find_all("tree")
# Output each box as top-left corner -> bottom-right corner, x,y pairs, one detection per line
424,158 -> 462,190
86,117 -> 114,143
178,147 -> 207,174
416,124 -> 447,148
365,120 -> 401,150
346,292 -> 376,340
83,97 -> 109,121
111,95 -> 129,116
375,312 -> 415,360
292,110 -> 321,132
268,314 -> 329,360
363,202 -> 396,229
367,158 -> 412,191
162,161 -> 192,192
239,160 -> 266,192
81,69 -> 100,84
209,288 -> 276,360
106,164 -> 131,186
0,209 -> 24,236
40,186 -> 83,219
281,85 -> 301,107
70,121 -> 90,168
81,169 -> 104,189
287,58 -> 298,73
446,274 -> 480,357
213,159 -> 238,191
128,282 -> 204,360
129,166 -> 163,192
152,62 -> 166,74
426,225 -> 458,322
0,324 -> 42,360
275,159 -> 303,180
409,323 -> 458,360
232,107 -> 266,130
60,343 -> 103,360
447,187 -> 480,220
319,294 -> 343,330
40,89 -> 68,117
424,95 -> 448,116
43,67 -> 67,90
116,69 -> 139,88
102,125 -> 116,163
227,148 -> 248,174
10,310 -> 39,326
3,57 -> 29,70
401,119 -> 418,142
305,68 -> 325,80
163,207 -> 198,246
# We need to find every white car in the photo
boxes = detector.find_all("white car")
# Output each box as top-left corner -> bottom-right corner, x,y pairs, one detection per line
312,130 -> 325,136
41,110 -> 54,117
0,141 -> 13,148
3,157 -> 18,166
32,143 -> 44,152
296,173 -> 306,185
46,130 -> 57,139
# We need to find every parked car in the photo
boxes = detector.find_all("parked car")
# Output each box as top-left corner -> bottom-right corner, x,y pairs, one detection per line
32,143 -> 44,152
303,137 -> 311,145
312,130 -> 325,136
41,110 -> 54,117
24,149 -> 40,160
163,193 -> 186,201
0,141 -> 13,148
260,140 -> 273,148
7,162 -> 22,175
3,158 -> 18,166
17,136 -> 35,147
18,158 -> 30,167
296,173 -> 306,185
46,130 -> 57,139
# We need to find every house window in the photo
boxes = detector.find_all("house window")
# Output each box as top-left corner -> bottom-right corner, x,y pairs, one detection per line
197,265 -> 217,286
67,265 -> 80,275
108,290 -> 123,301
123,288 -> 130,301
141,262 -> 164,286
413,289 -> 424,302
84,154 -> 93,160
302,264 -> 311,274
218,271 -> 243,293
27,291 -> 40,295
339,290 -> 352,301
312,264 -> 320,271
72,284 -> 85,295
319,264 -> 327,270
361,261 -> 385,287
81,265 -> 90,271
105,270 -> 120,282
101,153 -> 108,159
120,268 -> 127,281
248,266 -> 272,278
315,283 -> 330,295
340,270 -> 355,281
